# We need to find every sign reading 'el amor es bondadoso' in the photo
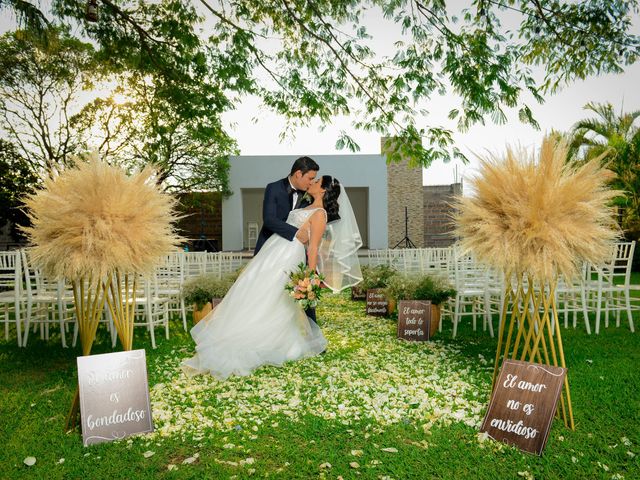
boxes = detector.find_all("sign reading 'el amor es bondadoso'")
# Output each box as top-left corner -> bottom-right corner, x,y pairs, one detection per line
77,349 -> 154,446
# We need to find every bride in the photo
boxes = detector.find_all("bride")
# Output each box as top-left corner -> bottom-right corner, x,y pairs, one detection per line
182,175 -> 362,380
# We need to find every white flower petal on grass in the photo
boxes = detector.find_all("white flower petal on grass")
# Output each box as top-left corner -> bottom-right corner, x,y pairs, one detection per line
349,462 -> 360,468
143,451 -> 155,458
572,457 -> 578,463
182,456 -> 197,465
351,450 -> 363,456
23,457 -> 36,467
57,458 -> 65,464
167,464 -> 177,471
381,447 -> 398,453
319,462 -> 332,469
621,437 -> 631,446
146,294 -> 488,443
517,471 -> 534,480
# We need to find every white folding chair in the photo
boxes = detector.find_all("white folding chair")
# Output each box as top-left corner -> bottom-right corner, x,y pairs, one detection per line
555,264 -> 591,334
21,249 -> 75,347
0,250 -> 23,346
156,252 -> 187,330
448,248 -> 493,338
587,241 -> 636,334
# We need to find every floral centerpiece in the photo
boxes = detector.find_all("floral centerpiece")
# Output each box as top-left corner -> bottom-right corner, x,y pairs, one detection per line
285,262 -> 326,310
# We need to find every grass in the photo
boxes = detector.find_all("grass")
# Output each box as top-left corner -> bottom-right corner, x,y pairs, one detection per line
1,280 -> 639,480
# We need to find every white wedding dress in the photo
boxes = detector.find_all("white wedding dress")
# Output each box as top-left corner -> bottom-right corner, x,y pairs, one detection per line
182,208 -> 328,380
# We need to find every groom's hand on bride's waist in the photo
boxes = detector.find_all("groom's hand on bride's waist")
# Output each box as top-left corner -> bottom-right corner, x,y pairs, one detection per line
295,228 -> 309,244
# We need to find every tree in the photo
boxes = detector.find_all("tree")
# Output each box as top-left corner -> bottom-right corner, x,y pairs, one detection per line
3,0 -> 638,167
73,73 -> 236,194
0,139 -> 40,242
0,28 -> 98,176
570,102 -> 640,239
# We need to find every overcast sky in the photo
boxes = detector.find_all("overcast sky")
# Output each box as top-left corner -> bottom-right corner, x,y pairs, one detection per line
2,2 -> 639,185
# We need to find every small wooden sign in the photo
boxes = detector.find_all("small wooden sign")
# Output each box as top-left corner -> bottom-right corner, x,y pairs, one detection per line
397,300 -> 431,341
351,286 -> 366,301
77,349 -> 154,446
480,359 -> 567,456
366,288 -> 388,316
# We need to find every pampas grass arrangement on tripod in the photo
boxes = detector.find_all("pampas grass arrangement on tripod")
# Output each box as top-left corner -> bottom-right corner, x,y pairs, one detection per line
23,154 -> 182,430
454,137 -> 619,430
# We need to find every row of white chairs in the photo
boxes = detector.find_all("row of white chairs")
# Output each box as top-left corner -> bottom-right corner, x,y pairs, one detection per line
367,242 -> 638,337
0,250 -> 245,349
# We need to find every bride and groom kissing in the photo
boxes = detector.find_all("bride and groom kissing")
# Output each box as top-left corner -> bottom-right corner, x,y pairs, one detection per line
182,156 -> 363,380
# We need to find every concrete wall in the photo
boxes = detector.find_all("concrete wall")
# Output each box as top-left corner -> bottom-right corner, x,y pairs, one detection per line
223,154 -> 388,251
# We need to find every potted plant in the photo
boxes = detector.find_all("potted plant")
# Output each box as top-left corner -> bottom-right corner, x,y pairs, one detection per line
412,275 -> 456,336
383,272 -> 420,316
359,264 -> 398,316
182,271 -> 238,323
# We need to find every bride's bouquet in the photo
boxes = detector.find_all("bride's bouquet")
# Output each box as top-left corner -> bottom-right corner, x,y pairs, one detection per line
285,262 -> 326,309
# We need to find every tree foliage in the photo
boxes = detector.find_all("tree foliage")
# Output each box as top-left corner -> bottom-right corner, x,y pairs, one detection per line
0,139 -> 40,241
1,0 -> 639,167
0,28 -> 97,175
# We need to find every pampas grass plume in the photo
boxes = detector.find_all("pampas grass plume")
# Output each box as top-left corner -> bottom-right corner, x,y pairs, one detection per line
23,154 -> 183,280
454,137 -> 620,281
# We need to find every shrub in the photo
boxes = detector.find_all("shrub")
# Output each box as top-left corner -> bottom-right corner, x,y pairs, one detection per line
182,271 -> 238,309
360,264 -> 397,291
413,275 -> 456,306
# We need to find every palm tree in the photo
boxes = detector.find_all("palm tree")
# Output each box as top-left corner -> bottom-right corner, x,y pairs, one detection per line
570,102 -> 640,241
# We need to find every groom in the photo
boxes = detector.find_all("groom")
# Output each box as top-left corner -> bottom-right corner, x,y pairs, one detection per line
254,156 -> 320,324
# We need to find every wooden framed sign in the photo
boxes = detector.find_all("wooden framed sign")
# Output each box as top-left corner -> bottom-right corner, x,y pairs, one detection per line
77,349 -> 154,446
366,289 -> 388,316
480,359 -> 567,456
397,300 -> 431,341
351,286 -> 366,301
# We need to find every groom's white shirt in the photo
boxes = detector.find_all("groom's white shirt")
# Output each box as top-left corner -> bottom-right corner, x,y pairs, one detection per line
288,176 -> 299,208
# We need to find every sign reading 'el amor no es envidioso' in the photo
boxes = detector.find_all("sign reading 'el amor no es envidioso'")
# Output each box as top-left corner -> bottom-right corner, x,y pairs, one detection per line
77,349 -> 154,446
480,359 -> 566,456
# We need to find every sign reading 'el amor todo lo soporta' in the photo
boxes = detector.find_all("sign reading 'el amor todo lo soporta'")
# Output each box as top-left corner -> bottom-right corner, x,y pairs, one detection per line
480,359 -> 566,455
77,349 -> 154,446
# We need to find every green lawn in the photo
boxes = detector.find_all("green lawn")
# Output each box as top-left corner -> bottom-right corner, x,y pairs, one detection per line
1,283 -> 639,480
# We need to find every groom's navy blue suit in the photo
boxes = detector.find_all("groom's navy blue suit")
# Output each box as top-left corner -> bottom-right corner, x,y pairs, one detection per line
254,177 -> 316,324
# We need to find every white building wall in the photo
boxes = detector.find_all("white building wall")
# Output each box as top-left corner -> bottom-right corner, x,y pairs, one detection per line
222,154 -> 388,250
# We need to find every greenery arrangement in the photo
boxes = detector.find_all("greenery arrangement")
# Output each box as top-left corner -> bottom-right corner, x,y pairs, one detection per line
182,272 -> 239,310
413,275 -> 457,306
383,273 -> 420,302
359,264 -> 397,291
384,272 -> 456,306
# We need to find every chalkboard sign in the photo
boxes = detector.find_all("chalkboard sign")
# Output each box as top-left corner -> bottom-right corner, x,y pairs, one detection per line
397,300 -> 431,341
77,349 -> 154,446
366,289 -> 388,316
480,359 -> 567,455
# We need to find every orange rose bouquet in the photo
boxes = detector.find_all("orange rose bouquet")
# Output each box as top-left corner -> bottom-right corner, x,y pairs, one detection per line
285,262 -> 326,309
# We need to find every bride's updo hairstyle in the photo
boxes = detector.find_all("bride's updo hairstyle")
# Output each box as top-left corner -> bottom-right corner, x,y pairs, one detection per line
321,176 -> 341,222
